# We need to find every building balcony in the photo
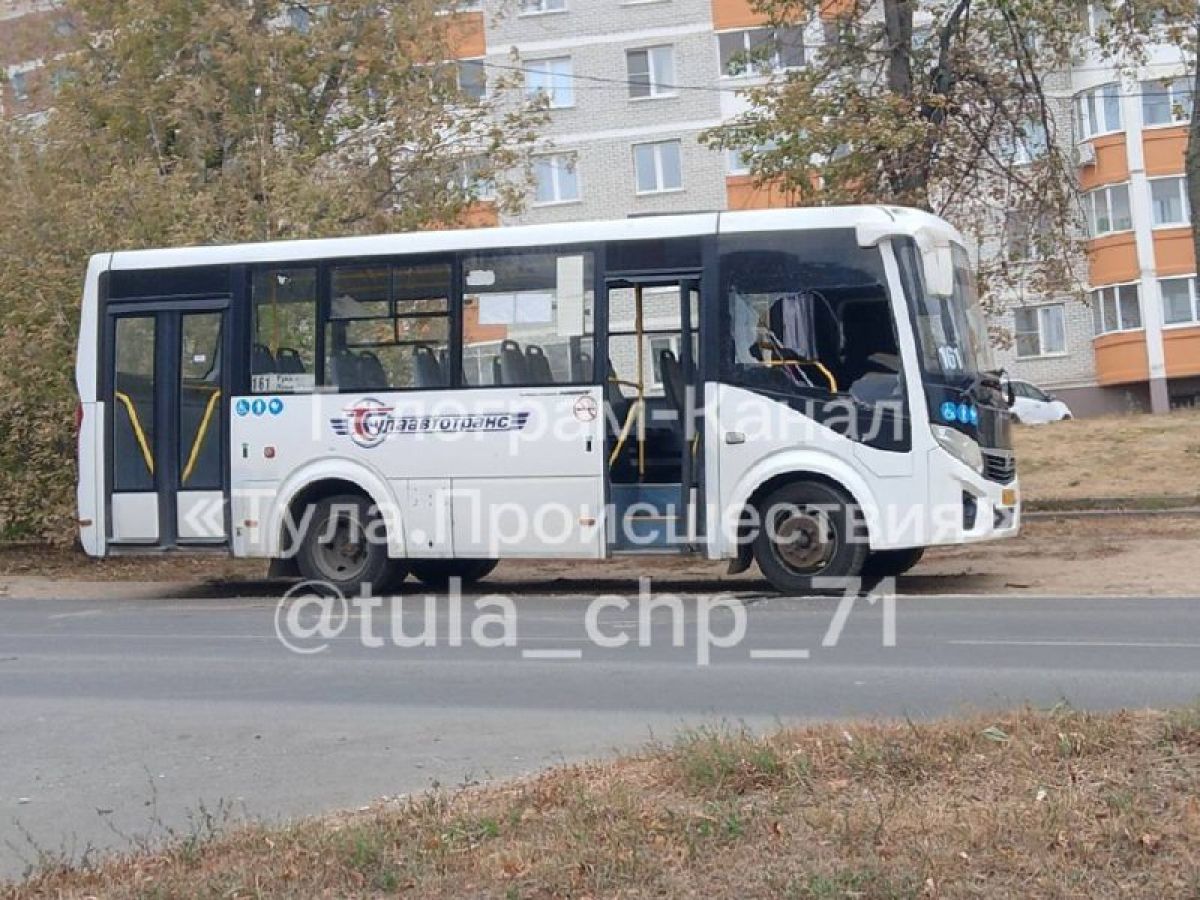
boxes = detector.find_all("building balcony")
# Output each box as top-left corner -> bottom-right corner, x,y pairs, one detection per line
1093,330 -> 1149,385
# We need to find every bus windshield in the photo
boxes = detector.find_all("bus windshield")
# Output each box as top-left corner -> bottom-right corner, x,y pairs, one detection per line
897,240 -> 991,383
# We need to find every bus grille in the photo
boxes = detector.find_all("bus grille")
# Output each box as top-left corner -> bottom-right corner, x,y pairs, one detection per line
982,449 -> 1016,485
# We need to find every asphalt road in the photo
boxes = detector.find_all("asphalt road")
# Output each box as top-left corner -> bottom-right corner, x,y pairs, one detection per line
2,586 -> 1199,879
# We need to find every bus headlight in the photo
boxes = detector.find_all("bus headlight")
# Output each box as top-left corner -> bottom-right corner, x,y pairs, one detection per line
931,424 -> 984,475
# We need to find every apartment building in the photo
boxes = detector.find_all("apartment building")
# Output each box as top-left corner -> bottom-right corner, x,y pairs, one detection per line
452,1 -> 1196,415
440,0 -> 813,226
989,21 -> 1197,415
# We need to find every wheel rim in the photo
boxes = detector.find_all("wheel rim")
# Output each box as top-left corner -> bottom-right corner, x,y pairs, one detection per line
311,514 -> 369,582
771,506 -> 837,574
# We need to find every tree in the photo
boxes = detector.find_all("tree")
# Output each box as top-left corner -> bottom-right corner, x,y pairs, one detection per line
706,0 -> 1197,318
0,0 -> 545,540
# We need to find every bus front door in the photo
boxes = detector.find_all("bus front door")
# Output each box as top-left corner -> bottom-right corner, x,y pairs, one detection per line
105,302 -> 230,549
605,275 -> 702,552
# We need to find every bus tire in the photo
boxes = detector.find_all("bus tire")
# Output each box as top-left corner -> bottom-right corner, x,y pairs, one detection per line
861,546 -> 925,578
409,559 -> 499,589
752,481 -> 868,594
295,494 -> 392,596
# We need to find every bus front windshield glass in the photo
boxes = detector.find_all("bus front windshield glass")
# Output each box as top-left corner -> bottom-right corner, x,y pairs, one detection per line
898,240 -> 991,384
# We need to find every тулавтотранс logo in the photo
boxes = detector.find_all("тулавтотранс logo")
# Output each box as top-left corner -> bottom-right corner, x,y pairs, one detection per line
331,398 -> 532,449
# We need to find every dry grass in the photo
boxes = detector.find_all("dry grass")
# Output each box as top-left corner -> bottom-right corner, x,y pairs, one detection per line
1014,408 -> 1200,502
7,706 -> 1200,899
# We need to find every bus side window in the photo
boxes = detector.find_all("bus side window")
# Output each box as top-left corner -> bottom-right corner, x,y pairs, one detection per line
722,236 -> 903,408
460,251 -> 595,387
325,262 -> 450,392
251,268 -> 318,394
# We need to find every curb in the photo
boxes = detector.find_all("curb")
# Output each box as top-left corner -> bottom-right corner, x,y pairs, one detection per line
1024,507 -> 1200,520
1025,495 -> 1200,514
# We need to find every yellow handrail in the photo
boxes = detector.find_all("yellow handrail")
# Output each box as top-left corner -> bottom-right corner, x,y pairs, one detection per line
114,391 -> 154,476
755,356 -> 839,394
182,389 -> 222,485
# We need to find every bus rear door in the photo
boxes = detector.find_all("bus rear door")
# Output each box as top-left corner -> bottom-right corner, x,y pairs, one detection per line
105,300 -> 231,549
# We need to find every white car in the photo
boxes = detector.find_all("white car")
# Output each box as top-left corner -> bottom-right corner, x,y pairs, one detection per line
1007,379 -> 1073,424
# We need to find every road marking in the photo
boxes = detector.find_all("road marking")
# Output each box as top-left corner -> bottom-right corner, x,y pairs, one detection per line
521,649 -> 583,660
949,640 -> 1200,649
749,649 -> 811,660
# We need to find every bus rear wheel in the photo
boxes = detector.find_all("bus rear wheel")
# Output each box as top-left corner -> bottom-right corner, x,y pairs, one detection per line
409,559 -> 499,590
295,494 -> 393,596
752,481 -> 868,594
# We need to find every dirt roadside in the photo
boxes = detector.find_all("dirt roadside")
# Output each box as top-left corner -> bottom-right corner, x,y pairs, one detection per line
1,515 -> 1196,599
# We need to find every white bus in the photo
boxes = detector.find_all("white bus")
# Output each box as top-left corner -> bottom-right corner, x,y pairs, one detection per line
76,207 -> 1019,594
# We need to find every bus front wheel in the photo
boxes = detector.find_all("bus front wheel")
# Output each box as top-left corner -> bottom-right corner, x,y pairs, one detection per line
409,559 -> 499,590
752,481 -> 868,594
295,494 -> 394,596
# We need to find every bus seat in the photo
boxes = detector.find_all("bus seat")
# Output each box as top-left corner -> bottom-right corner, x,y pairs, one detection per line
659,348 -> 685,423
604,361 -> 630,426
357,351 -> 388,389
252,343 -> 276,373
275,347 -> 305,374
328,350 -> 362,390
524,345 -> 554,384
576,350 -> 593,383
415,345 -> 443,388
498,340 -> 527,385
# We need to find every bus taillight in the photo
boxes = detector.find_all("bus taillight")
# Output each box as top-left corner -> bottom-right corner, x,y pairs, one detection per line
74,402 -> 84,434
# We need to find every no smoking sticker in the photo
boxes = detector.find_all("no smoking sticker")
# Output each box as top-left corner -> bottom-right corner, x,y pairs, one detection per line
573,395 -> 598,422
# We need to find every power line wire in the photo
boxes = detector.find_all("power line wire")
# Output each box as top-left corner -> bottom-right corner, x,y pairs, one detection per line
476,57 -> 1195,102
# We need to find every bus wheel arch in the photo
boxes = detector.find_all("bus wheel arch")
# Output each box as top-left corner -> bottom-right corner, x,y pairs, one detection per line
744,473 -> 871,593
272,473 -> 406,594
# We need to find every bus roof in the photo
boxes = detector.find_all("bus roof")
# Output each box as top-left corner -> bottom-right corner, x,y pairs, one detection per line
103,206 -> 958,272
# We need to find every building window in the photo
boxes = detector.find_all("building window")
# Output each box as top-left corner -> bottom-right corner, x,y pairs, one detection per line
9,70 -> 29,102
457,59 -> 486,101
286,5 -> 311,32
1002,120 -> 1049,165
1150,176 -> 1191,226
1091,284 -> 1142,335
726,147 -> 750,175
1161,277 -> 1199,326
524,56 -> 573,108
533,153 -> 579,204
1142,77 -> 1193,126
633,140 -> 683,194
1074,83 -> 1122,139
1085,183 -> 1132,236
519,0 -> 566,14
717,27 -> 805,77
456,157 -> 496,202
1013,304 -> 1066,357
1004,208 -> 1050,260
626,46 -> 676,99
1086,4 -> 1112,35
